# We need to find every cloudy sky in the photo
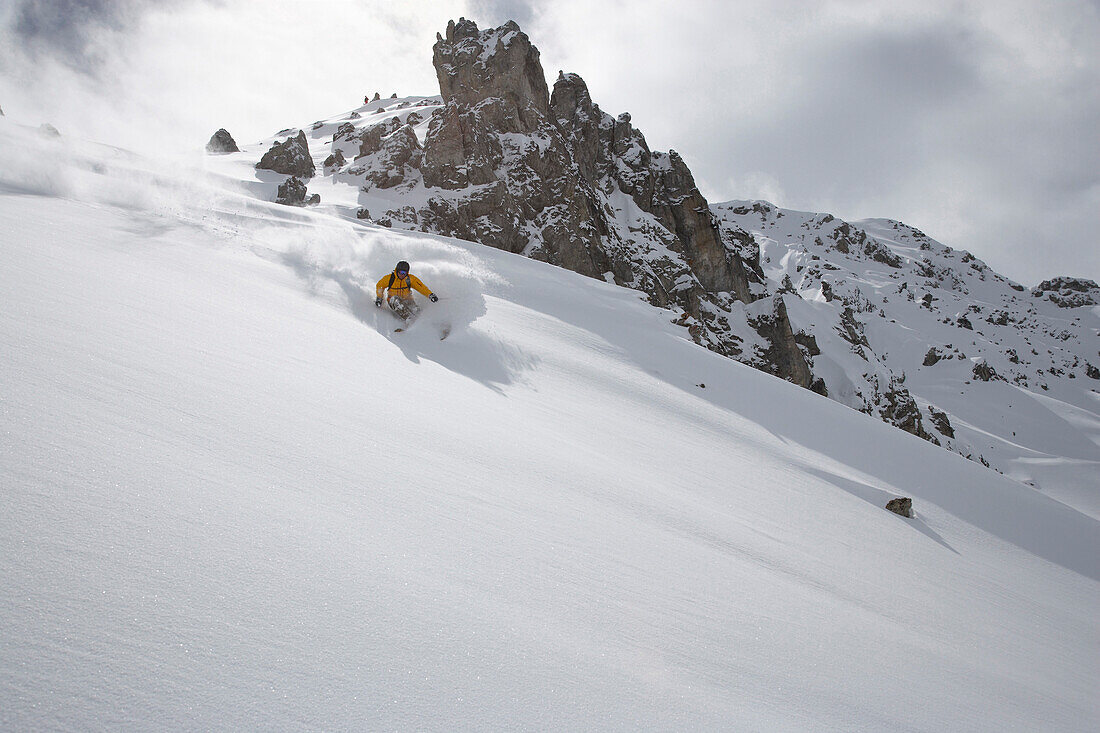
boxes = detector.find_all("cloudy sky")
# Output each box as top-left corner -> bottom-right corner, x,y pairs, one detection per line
2,0 -> 1097,285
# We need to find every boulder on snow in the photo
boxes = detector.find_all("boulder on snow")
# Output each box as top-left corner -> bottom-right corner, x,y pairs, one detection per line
205,128 -> 239,154
971,359 -> 1003,382
885,497 -> 913,518
256,130 -> 315,179
275,175 -> 318,206
0,103 -> 4,116
923,347 -> 943,367
39,123 -> 61,137
323,149 -> 346,170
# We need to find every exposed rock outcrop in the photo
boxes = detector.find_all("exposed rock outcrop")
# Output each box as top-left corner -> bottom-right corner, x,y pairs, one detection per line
257,130 -> 315,179
275,176 -> 319,206
878,376 -> 935,443
927,407 -> 955,438
405,19 -> 810,386
885,497 -> 913,518
360,124 -> 422,189
972,359 -> 1003,382
323,149 -> 346,170
1032,277 -> 1099,308
206,128 -> 239,154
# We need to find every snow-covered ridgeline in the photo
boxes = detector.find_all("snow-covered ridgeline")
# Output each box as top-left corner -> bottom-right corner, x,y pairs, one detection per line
713,200 -> 1100,516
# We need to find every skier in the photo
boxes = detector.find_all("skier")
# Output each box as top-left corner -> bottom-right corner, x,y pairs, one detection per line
375,260 -> 438,322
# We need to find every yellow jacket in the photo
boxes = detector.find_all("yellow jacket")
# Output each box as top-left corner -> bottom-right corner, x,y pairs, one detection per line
376,270 -> 434,300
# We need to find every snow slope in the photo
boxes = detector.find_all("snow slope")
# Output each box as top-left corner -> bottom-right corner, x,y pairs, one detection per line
1,120 -> 1098,731
714,201 -> 1100,519
205,91 -> 1100,522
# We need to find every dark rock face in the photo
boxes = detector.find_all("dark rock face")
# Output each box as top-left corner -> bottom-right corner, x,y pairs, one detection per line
257,130 -> 315,179
275,176 -> 319,206
323,149 -> 346,170
419,22 -> 611,278
751,297 -> 815,386
879,377 -> 935,443
1033,277 -> 1099,308
972,360 -> 1003,382
206,128 -> 239,154
885,497 -> 913,518
435,19 -> 550,130
928,407 -> 955,438
356,118 -> 402,158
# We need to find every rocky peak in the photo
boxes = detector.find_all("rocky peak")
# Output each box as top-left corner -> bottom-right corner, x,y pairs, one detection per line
550,72 -> 601,181
319,20 -> 811,389
1032,277 -> 1099,308
433,18 -> 550,133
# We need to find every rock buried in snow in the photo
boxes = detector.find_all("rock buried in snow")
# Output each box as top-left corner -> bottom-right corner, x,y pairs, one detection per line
205,128 -> 239,153
275,176 -> 319,206
885,497 -> 913,518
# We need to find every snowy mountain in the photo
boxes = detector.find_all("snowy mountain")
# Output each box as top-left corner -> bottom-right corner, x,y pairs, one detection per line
215,18 -> 1099,515
713,201 -> 1100,517
2,20 -> 1098,733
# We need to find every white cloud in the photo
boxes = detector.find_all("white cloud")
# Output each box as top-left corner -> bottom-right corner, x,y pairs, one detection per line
0,0 -> 469,152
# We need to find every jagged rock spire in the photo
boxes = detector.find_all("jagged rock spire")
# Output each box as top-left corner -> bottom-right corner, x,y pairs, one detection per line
433,18 -> 550,131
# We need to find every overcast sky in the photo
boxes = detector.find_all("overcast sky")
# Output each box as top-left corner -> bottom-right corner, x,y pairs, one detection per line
2,0 -> 1097,285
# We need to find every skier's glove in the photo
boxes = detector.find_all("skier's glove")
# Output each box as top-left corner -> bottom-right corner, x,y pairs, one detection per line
375,297 -> 383,307
429,293 -> 439,302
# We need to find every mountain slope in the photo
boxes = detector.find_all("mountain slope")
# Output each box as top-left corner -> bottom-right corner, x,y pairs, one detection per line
208,18 -> 1099,516
714,200 -> 1100,517
1,118 -> 1098,731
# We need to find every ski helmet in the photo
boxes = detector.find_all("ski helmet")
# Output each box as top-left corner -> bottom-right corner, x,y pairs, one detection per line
396,260 -> 410,274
